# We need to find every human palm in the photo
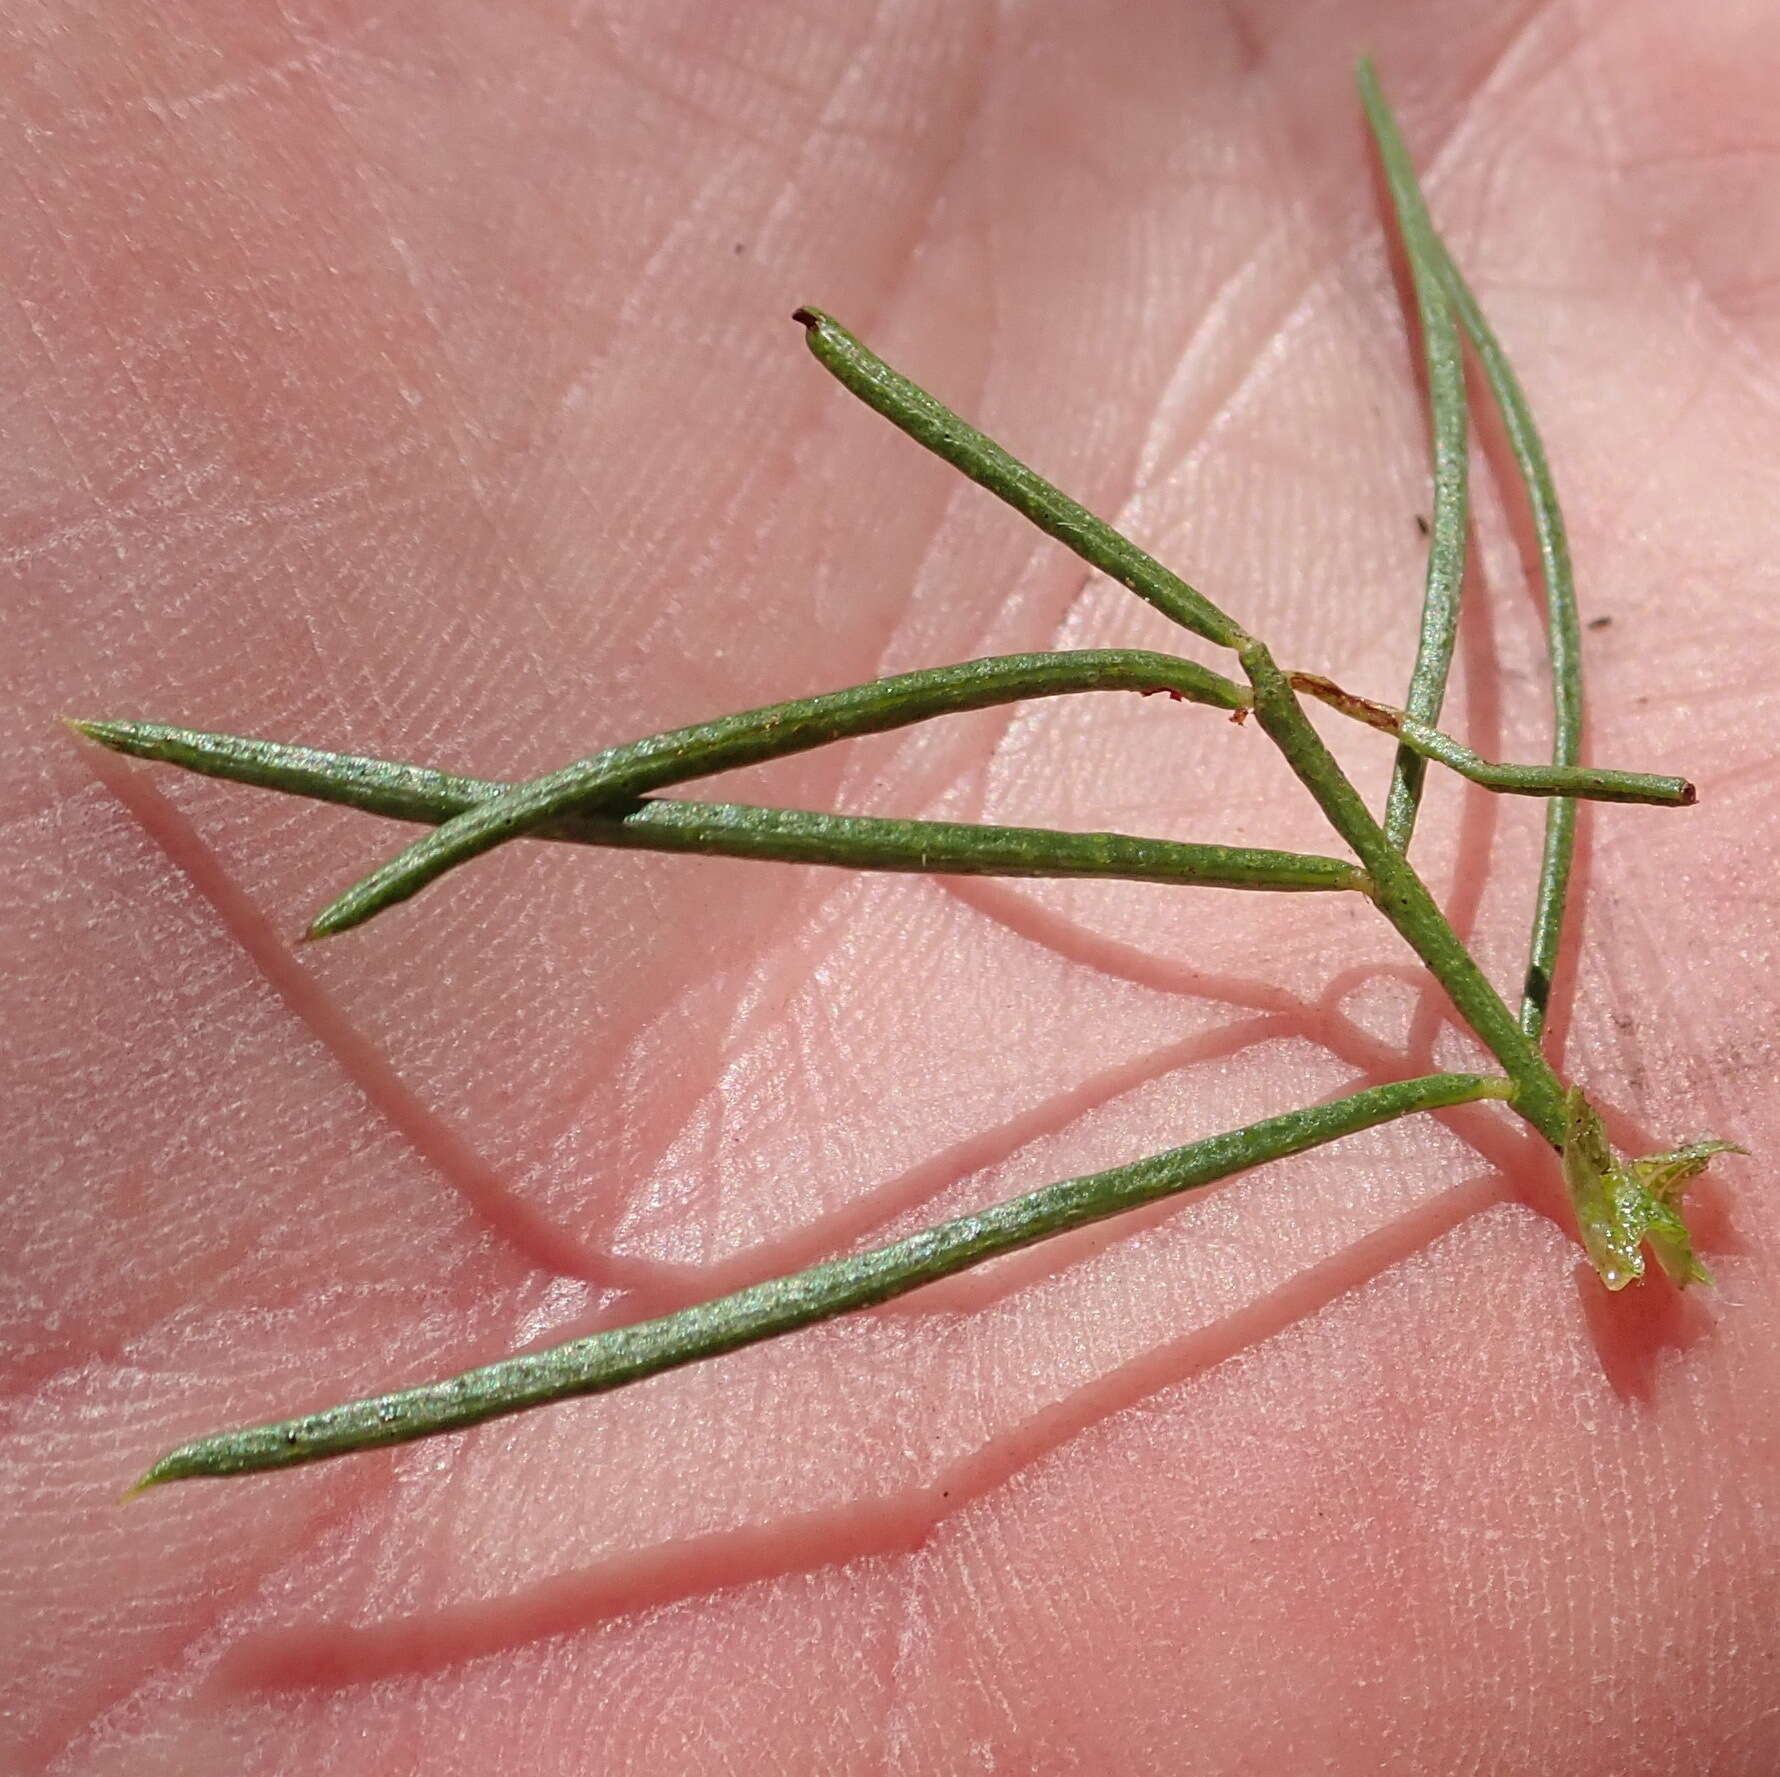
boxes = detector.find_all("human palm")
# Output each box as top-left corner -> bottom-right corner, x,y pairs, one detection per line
8,3 -> 1779,1771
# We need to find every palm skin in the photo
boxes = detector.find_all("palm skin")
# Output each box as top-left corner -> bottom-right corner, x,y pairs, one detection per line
5,2 -> 1779,1771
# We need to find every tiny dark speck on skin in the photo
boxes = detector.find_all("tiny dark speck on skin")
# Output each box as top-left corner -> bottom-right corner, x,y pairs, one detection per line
1588,615 -> 1612,631
1414,513 -> 1430,536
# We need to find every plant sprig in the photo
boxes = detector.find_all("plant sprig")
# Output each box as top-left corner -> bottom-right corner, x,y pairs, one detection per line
79,66 -> 1733,1492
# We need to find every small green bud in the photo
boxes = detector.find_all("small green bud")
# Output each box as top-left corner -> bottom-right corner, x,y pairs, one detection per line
1561,1087 -> 1739,1290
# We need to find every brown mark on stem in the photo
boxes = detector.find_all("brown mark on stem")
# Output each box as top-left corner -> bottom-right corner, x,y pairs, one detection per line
1287,671 -> 1403,735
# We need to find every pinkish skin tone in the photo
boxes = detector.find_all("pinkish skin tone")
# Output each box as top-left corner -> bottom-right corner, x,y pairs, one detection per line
4,2 -> 1779,1772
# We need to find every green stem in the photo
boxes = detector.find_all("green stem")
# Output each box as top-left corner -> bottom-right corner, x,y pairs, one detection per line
1357,59 -> 1470,851
69,718 -> 1367,896
134,1070 -> 1510,1486
1240,640 -> 1568,1145
780,311 -> 1573,1144
300,648 -> 1247,937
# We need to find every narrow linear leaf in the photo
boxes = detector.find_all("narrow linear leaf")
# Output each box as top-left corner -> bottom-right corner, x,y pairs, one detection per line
795,308 -> 1249,652
69,718 -> 1367,895
1414,204 -> 1584,1041
299,649 -> 1248,937
1357,60 -> 1470,851
1285,673 -> 1694,805
135,1071 -> 1510,1486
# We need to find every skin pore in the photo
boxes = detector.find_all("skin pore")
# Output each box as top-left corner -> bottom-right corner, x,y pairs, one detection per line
6,3 -> 1780,1772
